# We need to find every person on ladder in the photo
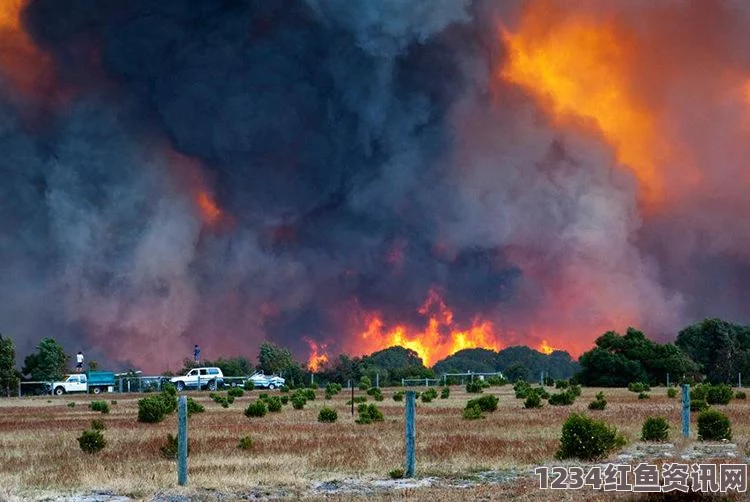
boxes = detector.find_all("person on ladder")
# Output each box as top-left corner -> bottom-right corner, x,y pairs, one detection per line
76,351 -> 84,373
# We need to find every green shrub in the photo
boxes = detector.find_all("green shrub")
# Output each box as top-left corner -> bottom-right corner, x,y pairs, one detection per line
366,387 -> 382,397
543,376 -> 554,386
267,396 -> 282,412
244,400 -> 268,418
588,393 -> 607,410
513,381 -> 531,399
568,384 -> 582,397
466,381 -> 483,393
78,429 -> 106,454
706,384 -> 733,405
184,397 -> 204,416
524,393 -> 542,409
691,399 -> 709,412
280,385 -> 289,393
358,376 -> 371,391
393,391 -> 404,402
641,417 -> 670,442
318,407 -> 338,423
160,433 -> 188,460
588,399 -> 606,410
736,391 -> 746,400
628,382 -> 650,393
389,468 -> 405,479
325,383 -> 342,396
548,391 -> 575,406
67,402 -> 75,408
280,395 -> 289,405
90,419 -> 106,431
467,394 -> 499,412
138,396 -> 167,423
556,413 -> 626,461
423,388 -> 438,400
158,389 -> 177,414
463,404 -> 483,420
487,375 -> 508,386
243,380 -> 254,391
238,436 -> 253,450
227,387 -> 244,398
258,392 -> 269,401
291,396 -> 306,409
638,392 -> 650,400
667,387 -> 677,398
89,400 -> 110,414
690,383 -> 710,402
421,393 -> 433,403
301,388 -> 316,401
555,380 -> 569,389
697,409 -> 732,441
346,396 -> 368,405
440,387 -> 450,399
356,403 -> 383,424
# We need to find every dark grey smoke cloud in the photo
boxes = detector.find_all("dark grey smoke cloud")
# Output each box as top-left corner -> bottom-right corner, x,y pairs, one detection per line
2,0 -> 748,370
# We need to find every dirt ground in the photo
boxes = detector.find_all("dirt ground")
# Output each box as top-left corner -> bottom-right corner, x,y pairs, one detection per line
0,386 -> 747,501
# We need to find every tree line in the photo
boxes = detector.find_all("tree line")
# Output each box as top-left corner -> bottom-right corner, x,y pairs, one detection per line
1,317 -> 749,395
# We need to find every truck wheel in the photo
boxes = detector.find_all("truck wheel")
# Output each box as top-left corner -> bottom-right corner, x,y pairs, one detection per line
176,381 -> 185,392
268,383 -> 275,390
92,387 -> 101,394
208,380 -> 216,391
54,387 -> 65,396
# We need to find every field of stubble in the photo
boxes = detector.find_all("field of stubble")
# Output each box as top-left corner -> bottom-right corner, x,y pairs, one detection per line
0,386 -> 748,501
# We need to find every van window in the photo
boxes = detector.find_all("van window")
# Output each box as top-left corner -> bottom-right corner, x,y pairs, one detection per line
208,368 -> 218,375
68,376 -> 78,383
199,369 -> 207,376
188,369 -> 197,376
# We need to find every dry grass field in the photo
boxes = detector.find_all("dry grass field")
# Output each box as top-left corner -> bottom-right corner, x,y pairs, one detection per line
0,386 -> 748,501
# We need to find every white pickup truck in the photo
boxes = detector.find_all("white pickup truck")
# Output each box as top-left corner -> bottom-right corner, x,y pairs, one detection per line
170,367 -> 224,391
49,372 -> 115,395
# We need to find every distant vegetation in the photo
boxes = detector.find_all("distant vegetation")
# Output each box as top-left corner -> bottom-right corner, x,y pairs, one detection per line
4,317 -> 750,389
434,346 -> 580,381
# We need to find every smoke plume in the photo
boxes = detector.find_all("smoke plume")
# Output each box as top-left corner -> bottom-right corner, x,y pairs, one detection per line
1,0 -> 749,370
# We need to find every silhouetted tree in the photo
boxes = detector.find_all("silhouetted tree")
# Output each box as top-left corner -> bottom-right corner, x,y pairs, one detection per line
22,337 -> 69,381
0,334 -> 19,396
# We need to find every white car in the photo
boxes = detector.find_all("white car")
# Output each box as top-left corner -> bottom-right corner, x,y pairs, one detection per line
247,371 -> 285,390
170,367 -> 224,391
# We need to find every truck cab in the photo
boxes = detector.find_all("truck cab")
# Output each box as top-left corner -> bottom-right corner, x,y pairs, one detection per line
52,374 -> 87,395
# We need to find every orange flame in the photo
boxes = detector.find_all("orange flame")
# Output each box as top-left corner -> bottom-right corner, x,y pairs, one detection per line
537,340 -> 556,355
305,338 -> 329,372
499,2 -> 666,203
0,0 -> 55,100
350,289 -> 502,367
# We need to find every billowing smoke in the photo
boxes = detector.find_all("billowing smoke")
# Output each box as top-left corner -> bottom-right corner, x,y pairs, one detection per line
1,0 -> 749,371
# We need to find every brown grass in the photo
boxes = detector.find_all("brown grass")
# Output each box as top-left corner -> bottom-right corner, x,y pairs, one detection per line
0,386 -> 748,499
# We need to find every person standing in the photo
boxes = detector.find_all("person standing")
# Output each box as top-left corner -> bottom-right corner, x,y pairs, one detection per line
193,344 -> 201,365
76,351 -> 84,373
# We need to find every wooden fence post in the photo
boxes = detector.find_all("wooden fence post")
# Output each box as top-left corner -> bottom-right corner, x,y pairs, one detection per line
405,391 -> 416,478
178,396 -> 188,486
681,384 -> 690,439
